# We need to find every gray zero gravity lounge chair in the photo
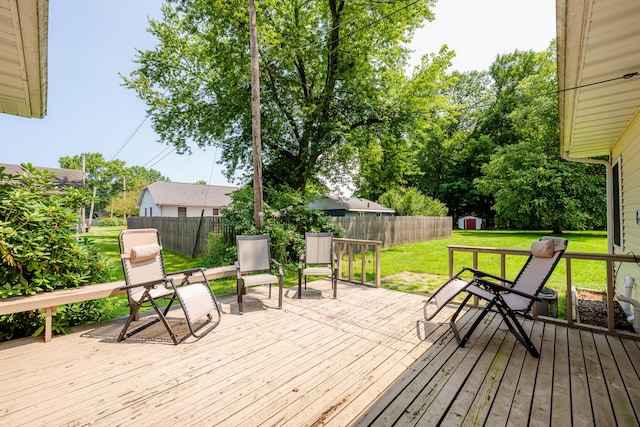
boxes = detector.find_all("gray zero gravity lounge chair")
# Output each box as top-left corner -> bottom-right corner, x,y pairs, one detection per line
425,236 -> 568,357
298,232 -> 338,299
235,234 -> 284,314
118,228 -> 221,344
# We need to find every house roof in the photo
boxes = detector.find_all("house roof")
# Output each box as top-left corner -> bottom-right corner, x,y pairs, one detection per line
0,0 -> 48,118
0,163 -> 84,189
310,196 -> 395,214
137,181 -> 239,208
557,0 -> 640,158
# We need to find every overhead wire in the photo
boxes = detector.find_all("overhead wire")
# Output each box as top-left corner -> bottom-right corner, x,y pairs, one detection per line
105,0 -> 428,171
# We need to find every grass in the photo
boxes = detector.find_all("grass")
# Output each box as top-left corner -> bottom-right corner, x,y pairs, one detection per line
87,227 -> 609,321
377,230 -> 608,319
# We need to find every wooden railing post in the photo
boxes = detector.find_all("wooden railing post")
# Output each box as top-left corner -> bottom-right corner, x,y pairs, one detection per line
334,238 -> 381,288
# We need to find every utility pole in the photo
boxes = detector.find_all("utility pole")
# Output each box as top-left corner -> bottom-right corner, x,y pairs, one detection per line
249,0 -> 264,229
123,177 -> 126,225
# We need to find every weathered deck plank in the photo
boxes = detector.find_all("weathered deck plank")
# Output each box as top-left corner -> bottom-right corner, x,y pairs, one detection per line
1,280 -> 639,427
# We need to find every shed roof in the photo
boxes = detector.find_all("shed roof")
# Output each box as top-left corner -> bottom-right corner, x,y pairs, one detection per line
137,181 -> 238,208
310,196 -> 395,214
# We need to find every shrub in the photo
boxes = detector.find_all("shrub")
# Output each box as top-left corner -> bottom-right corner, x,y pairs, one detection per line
97,217 -> 124,227
378,187 -> 448,216
208,185 -> 344,265
0,164 -> 110,340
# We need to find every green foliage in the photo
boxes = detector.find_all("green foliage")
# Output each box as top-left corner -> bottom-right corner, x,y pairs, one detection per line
124,0 -> 437,193
0,165 -> 110,340
58,153 -> 167,217
378,187 -> 447,216
217,185 -> 344,264
474,43 -> 606,232
97,217 -> 125,227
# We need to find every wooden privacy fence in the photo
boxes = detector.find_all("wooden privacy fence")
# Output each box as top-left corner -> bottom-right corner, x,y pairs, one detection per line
127,216 -> 232,257
332,216 -> 452,248
128,215 -> 451,256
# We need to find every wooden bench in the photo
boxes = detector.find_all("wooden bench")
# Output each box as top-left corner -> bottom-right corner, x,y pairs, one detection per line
0,265 -> 236,343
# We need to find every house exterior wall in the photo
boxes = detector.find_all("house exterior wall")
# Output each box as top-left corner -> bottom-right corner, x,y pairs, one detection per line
138,189 -> 224,218
611,110 -> 640,302
138,191 -> 160,217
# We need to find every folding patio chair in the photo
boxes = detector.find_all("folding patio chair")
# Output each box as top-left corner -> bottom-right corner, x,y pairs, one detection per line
235,234 -> 284,314
424,236 -> 568,357
298,232 -> 337,298
118,228 -> 221,344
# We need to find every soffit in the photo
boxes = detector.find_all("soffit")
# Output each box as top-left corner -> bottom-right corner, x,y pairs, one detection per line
557,0 -> 640,158
0,0 -> 47,118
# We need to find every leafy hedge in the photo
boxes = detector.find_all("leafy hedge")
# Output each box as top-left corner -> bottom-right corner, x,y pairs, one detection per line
0,164 -> 110,340
203,185 -> 344,266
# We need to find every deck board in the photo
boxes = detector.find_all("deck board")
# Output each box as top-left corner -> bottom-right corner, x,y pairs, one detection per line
1,280 -> 639,427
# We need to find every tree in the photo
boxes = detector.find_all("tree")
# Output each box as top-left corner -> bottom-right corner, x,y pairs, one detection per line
475,43 -> 606,232
378,187 -> 447,216
105,179 -> 151,218
354,47 -> 457,201
58,153 -> 166,216
123,0 -> 437,193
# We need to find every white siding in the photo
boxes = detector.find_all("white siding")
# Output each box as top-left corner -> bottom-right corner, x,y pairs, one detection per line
138,191 -> 160,217
611,110 -> 640,301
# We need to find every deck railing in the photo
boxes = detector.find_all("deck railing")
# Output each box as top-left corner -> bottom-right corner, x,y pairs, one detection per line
448,245 -> 640,339
334,238 -> 382,287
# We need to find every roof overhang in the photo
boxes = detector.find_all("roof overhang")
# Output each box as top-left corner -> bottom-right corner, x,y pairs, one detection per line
557,0 -> 640,159
0,0 -> 48,118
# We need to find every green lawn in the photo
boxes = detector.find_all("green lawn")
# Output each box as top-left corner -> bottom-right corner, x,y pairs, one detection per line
87,227 -> 608,321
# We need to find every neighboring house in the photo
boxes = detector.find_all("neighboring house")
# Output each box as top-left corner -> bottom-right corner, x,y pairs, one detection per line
309,195 -> 395,217
0,163 -> 84,191
0,0 -> 48,118
137,181 -> 238,217
557,0 -> 640,301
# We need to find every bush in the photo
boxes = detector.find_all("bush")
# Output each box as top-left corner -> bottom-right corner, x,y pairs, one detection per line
97,217 -> 124,227
378,187 -> 448,216
0,164 -> 110,340
207,185 -> 344,266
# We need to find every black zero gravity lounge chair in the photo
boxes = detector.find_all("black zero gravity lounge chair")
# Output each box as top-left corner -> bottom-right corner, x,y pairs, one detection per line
424,236 -> 568,357
118,228 -> 221,344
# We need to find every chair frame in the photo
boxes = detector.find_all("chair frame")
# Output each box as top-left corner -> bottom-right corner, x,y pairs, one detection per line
118,229 -> 221,344
425,237 -> 567,357
298,232 -> 337,299
235,234 -> 284,315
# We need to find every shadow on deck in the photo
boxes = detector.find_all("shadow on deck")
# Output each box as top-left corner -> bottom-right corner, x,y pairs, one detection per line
0,280 -> 638,426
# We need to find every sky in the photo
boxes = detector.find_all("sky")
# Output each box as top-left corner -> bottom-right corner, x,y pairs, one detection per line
1,0 -> 556,186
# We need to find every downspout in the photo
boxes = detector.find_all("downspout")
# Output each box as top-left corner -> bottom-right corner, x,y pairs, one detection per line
562,151 -> 613,254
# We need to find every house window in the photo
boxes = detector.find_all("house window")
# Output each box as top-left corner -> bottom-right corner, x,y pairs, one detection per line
212,208 -> 219,216
178,207 -> 187,218
144,208 -> 147,217
612,160 -> 622,248
150,207 -> 152,217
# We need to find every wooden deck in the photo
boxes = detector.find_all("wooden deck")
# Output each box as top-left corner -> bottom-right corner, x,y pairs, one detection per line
0,280 -> 638,426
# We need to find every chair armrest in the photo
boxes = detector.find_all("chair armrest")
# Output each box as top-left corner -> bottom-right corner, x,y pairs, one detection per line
271,259 -> 284,277
167,267 -> 207,285
476,278 -> 542,302
465,267 -> 514,285
167,267 -> 205,277
119,277 -> 174,291
235,261 -> 242,279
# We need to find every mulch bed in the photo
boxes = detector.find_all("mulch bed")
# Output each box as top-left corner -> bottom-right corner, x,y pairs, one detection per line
577,290 -> 634,332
